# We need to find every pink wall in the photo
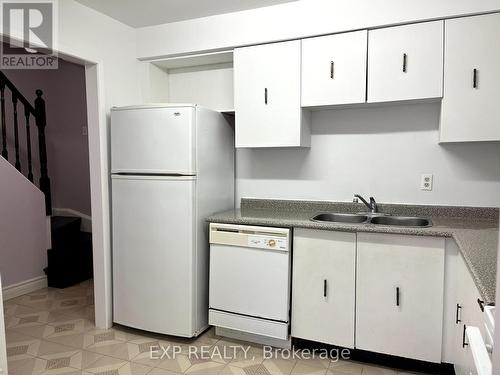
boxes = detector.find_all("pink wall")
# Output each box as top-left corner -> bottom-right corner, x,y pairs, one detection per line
0,157 -> 47,287
2,58 -> 91,215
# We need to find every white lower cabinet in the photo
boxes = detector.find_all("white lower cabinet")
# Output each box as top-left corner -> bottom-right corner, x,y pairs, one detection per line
290,230 -> 487,367
356,233 -> 445,363
292,229 -> 356,348
453,254 -> 487,375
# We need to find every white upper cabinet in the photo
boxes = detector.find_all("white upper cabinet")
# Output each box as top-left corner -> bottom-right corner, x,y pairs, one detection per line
234,40 -> 310,148
440,13 -> 500,142
367,21 -> 444,103
301,31 -> 368,107
356,233 -> 445,363
292,229 -> 356,348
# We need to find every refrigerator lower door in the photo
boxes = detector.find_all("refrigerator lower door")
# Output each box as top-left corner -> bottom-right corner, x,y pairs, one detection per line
111,106 -> 196,175
112,175 -> 196,336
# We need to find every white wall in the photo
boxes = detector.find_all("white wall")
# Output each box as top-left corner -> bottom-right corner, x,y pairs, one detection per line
57,0 -> 143,329
140,63 -> 170,103
236,103 -> 500,207
137,0 -> 500,59
140,0 -> 500,209
2,0 -> 143,328
156,68 -> 500,208
0,158 -> 46,288
167,64 -> 234,110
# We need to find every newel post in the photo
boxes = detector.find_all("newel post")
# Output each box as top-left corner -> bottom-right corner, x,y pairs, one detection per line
35,89 -> 52,215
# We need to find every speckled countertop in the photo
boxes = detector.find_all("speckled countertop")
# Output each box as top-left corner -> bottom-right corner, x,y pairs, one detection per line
207,199 -> 499,303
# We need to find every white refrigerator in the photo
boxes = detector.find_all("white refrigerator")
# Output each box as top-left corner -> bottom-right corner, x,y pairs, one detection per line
110,104 -> 234,337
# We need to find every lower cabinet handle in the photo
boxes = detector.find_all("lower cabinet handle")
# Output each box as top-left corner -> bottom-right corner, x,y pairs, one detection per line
323,279 -> 327,297
330,61 -> 334,79
396,287 -> 400,306
264,88 -> 268,104
456,304 -> 462,324
463,324 -> 468,348
473,69 -> 478,89
402,53 -> 407,73
477,298 -> 485,312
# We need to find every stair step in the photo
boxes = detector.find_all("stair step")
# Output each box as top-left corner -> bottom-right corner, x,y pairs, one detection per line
46,216 -> 93,289
50,215 -> 82,251
51,215 -> 82,232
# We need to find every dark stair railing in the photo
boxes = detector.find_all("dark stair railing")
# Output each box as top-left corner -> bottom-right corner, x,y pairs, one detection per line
0,71 -> 52,215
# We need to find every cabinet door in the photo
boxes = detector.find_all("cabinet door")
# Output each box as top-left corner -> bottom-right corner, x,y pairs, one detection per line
234,40 -> 309,148
453,256 -> 487,375
302,30 -> 367,107
292,229 -> 356,348
356,233 -> 445,363
367,21 -> 443,102
440,13 -> 500,142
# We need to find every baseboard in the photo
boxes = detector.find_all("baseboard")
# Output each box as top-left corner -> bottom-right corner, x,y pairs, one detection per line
52,208 -> 92,233
2,276 -> 47,301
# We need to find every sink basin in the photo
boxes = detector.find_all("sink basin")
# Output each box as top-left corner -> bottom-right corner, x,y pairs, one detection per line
311,213 -> 368,224
369,216 -> 432,227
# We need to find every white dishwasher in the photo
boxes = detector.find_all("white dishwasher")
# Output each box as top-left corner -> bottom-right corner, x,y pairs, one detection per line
209,223 -> 291,341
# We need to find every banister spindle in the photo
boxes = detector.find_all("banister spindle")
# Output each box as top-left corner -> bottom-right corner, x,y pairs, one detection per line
12,93 -> 21,171
24,106 -> 34,182
0,81 -> 7,159
35,89 -> 52,215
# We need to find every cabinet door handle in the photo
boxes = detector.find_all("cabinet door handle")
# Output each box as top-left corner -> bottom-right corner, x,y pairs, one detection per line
463,324 -> 469,348
396,287 -> 400,306
330,61 -> 334,79
264,88 -> 268,104
477,298 -> 485,312
402,53 -> 407,73
323,279 -> 327,297
473,68 -> 478,89
456,304 -> 462,324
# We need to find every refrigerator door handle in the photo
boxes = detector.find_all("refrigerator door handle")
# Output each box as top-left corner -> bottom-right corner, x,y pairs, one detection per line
111,174 -> 196,181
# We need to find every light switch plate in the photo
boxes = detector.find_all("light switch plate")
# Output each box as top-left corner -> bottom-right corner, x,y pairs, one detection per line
420,174 -> 433,191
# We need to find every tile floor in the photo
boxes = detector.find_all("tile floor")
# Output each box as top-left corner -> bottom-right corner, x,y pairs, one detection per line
3,280 -> 428,375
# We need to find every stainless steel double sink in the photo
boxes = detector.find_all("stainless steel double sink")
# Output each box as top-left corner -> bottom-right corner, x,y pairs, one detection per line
311,212 -> 432,227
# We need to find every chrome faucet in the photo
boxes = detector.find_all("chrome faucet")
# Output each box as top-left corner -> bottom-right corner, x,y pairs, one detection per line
353,194 -> 378,214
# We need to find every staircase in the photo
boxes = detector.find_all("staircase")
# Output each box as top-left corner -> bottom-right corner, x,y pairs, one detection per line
0,70 -> 51,214
0,71 -> 92,289
47,216 -> 93,288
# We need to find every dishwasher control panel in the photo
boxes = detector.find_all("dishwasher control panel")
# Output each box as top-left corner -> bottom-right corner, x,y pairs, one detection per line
210,223 -> 290,251
248,236 -> 287,250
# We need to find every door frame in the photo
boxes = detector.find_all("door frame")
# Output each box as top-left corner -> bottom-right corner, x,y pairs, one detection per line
0,32 -> 112,329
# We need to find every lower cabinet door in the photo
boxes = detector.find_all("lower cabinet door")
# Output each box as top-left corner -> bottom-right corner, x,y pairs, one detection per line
292,229 -> 356,348
454,255 -> 488,375
356,233 -> 445,363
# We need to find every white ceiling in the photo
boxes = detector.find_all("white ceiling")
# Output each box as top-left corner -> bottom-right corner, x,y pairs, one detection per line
75,0 -> 298,28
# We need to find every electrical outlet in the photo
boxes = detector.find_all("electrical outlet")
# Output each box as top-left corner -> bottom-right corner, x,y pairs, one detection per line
420,174 -> 433,191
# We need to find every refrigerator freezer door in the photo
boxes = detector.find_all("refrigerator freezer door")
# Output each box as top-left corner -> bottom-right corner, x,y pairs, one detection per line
111,106 -> 195,174
112,175 -> 196,336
